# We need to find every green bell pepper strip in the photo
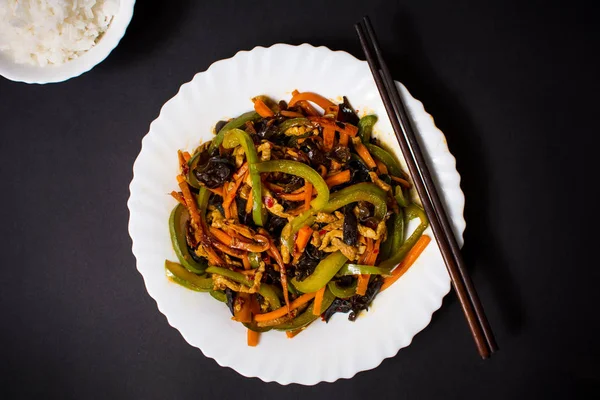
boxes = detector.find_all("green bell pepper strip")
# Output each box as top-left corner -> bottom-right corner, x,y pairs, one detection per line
394,185 -> 408,208
327,279 -> 357,298
205,266 -> 281,310
278,117 -> 312,133
336,264 -> 392,277
358,115 -> 378,143
169,204 -> 207,273
378,204 -> 429,270
222,129 -> 267,226
185,152 -> 204,189
210,290 -> 227,302
273,288 -> 336,331
165,260 -> 212,291
290,251 -> 348,293
365,143 -> 403,177
248,252 -> 262,269
252,160 -> 329,210
380,208 -> 405,260
208,111 -> 261,153
281,182 -> 388,253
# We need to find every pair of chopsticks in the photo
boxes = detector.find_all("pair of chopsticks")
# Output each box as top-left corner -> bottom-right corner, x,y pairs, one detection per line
355,16 -> 498,358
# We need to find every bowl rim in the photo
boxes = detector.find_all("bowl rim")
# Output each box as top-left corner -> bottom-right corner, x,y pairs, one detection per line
0,0 -> 136,84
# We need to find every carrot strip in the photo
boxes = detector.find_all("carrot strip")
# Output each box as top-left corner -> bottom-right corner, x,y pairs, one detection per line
182,151 -> 191,162
254,292 -> 317,322
376,160 -> 388,175
210,227 -> 233,245
203,244 -> 225,266
352,139 -> 377,169
222,182 -> 231,219
303,182 -> 312,211
356,276 -> 369,296
230,198 -> 239,223
323,126 -> 335,152
242,253 -> 251,270
339,132 -> 349,146
391,175 -> 411,188
291,90 -> 319,116
312,286 -> 326,316
177,150 -> 187,171
233,162 -> 249,180
286,328 -> 305,339
253,98 -> 274,118
177,175 -> 201,226
288,91 -> 336,110
279,192 -> 306,202
234,293 -> 252,323
170,191 -> 186,206
308,116 -> 358,136
281,110 -> 305,118
381,235 -> 432,291
223,174 -> 245,210
247,329 -> 260,346
325,170 -> 351,188
295,226 -> 313,256
267,243 -> 291,316
212,239 -> 245,258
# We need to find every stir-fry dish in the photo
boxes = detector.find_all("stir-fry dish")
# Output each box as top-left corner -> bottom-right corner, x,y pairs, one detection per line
166,91 -> 431,346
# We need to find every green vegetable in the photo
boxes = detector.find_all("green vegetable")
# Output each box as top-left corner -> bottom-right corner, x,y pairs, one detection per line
205,266 -> 281,310
290,251 -> 348,293
210,290 -> 227,302
273,288 -> 336,331
168,204 -> 206,273
365,143 -> 403,177
208,111 -> 261,153
222,129 -> 267,226
278,117 -> 312,134
281,182 -> 387,252
394,185 -> 408,208
252,159 -> 330,210
248,252 -> 262,269
380,208 -> 404,260
336,264 -> 392,277
358,115 -> 378,143
165,260 -> 212,291
379,204 -> 429,270
327,279 -> 357,298
185,152 -> 204,189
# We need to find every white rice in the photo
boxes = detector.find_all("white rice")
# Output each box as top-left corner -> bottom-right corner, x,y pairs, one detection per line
0,0 -> 120,66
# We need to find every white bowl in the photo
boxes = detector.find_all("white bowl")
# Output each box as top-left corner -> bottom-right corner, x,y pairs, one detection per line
0,0 -> 136,84
128,43 -> 465,385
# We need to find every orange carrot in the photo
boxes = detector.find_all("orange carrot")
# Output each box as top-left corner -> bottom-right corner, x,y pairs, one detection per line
182,151 -> 191,162
324,104 -> 340,118
323,126 -> 335,151
308,116 -> 359,137
247,329 -> 260,346
233,162 -> 249,180
289,91 -> 336,110
356,275 -> 369,296
230,198 -> 239,223
353,140 -> 377,169
207,187 -> 224,197
242,253 -> 251,270
312,286 -> 326,316
325,170 -> 351,188
222,182 -> 231,219
281,110 -> 304,118
295,226 -> 313,256
170,191 -> 187,206
279,192 -> 306,202
303,182 -> 312,211
177,175 -> 201,226
376,160 -> 388,175
391,175 -> 411,188
381,235 -> 432,291
339,132 -> 349,146
177,150 -> 187,171
291,90 -> 320,116
253,98 -> 274,118
286,328 -> 305,339
254,292 -> 317,322
210,227 -> 233,245
234,293 -> 252,323
223,174 -> 245,210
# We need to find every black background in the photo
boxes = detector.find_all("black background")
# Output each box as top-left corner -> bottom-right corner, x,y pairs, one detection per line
1,0 -> 599,398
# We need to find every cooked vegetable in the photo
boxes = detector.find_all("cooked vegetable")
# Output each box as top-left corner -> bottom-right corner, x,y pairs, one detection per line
166,91 -> 430,346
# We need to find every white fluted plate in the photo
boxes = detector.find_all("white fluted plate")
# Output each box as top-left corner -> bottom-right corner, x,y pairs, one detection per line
128,44 -> 465,385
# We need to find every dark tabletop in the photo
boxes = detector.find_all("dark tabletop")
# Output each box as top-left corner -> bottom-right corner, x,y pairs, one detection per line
1,0 -> 598,398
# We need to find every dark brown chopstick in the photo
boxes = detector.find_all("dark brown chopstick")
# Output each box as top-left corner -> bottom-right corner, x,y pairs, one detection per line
356,16 -> 498,358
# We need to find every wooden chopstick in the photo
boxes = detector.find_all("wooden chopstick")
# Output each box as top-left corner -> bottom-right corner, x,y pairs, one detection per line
356,16 -> 498,358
